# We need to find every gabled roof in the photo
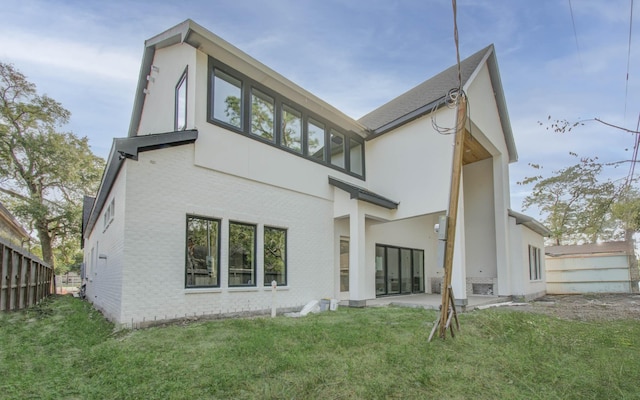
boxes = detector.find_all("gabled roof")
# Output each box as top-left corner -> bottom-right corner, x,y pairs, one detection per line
358,45 -> 517,163
546,241 -> 632,257
84,130 -> 198,238
329,177 -> 399,209
128,19 -> 366,139
508,209 -> 551,237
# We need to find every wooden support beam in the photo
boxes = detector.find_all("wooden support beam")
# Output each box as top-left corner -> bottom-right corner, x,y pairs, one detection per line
438,93 -> 467,339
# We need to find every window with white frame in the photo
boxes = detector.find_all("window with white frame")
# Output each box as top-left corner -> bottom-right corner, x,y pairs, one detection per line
103,198 -> 115,229
528,245 -> 542,281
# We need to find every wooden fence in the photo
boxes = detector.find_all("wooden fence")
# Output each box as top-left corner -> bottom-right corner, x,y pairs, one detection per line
0,237 -> 54,312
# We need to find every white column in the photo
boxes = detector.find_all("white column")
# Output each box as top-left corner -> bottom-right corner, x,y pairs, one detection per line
348,203 -> 367,305
493,155 -> 511,296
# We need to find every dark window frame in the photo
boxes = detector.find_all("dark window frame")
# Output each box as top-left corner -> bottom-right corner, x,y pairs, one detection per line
185,215 -> 221,289
174,66 -> 188,131
207,56 -> 365,179
228,221 -> 257,287
264,226 -> 287,286
375,243 -> 425,296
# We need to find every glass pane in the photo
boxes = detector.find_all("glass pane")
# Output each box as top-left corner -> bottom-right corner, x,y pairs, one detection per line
330,130 -> 345,168
282,105 -> 302,152
349,139 -> 363,175
340,238 -> 349,292
229,223 -> 255,286
375,245 -> 386,295
387,248 -> 399,294
413,250 -> 424,292
175,72 -> 187,131
307,119 -> 325,161
251,89 -> 274,141
186,217 -> 219,287
401,249 -> 412,294
264,227 -> 286,286
213,69 -> 242,128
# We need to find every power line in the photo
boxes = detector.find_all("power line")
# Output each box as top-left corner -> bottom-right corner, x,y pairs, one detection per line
567,0 -> 584,72
624,0 -> 635,119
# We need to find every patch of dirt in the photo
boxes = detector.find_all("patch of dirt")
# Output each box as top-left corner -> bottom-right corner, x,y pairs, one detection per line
510,293 -> 640,321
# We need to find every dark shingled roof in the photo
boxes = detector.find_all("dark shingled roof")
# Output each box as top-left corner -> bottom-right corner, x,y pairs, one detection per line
358,44 -> 493,133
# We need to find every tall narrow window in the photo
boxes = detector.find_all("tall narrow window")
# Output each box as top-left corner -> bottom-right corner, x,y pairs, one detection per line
349,139 -> 363,176
307,118 -> 325,161
229,222 -> 256,286
186,216 -> 220,288
175,67 -> 188,131
281,105 -> 302,152
340,238 -> 349,292
264,227 -> 287,286
330,129 -> 345,168
529,245 -> 541,281
251,88 -> 275,141
213,69 -> 242,128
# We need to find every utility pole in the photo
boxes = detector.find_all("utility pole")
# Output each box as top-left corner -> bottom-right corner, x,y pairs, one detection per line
437,92 -> 466,339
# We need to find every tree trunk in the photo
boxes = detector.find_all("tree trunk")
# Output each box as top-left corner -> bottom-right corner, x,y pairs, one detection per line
36,221 -> 55,269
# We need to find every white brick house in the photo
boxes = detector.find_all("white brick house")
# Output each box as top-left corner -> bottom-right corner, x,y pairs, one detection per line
82,20 -> 548,328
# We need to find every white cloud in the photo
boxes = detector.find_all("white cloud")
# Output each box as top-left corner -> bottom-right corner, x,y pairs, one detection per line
0,30 -> 139,83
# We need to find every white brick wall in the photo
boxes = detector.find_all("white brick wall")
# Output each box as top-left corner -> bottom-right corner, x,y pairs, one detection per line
84,167 -> 127,322
110,143 -> 335,327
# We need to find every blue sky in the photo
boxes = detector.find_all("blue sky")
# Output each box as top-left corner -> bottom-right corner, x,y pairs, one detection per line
0,0 -> 638,217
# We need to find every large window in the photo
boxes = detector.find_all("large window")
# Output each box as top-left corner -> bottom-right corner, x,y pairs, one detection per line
186,216 -> 220,288
264,227 -> 287,286
175,67 -> 187,131
330,130 -> 345,168
213,69 -> 242,129
529,245 -> 542,281
251,88 -> 275,141
307,118 -> 326,161
375,244 -> 425,296
229,222 -> 256,286
282,105 -> 302,153
208,57 -> 364,178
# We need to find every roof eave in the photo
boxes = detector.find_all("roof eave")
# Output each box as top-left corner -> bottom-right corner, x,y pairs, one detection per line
85,130 -> 198,237
508,209 -> 551,237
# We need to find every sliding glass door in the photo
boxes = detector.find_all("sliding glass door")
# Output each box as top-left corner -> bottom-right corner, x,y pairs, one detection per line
375,244 -> 425,296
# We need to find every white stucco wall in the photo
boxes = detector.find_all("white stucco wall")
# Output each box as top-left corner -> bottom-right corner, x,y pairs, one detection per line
365,113 -> 455,219
508,217 -> 546,300
137,44 -> 198,136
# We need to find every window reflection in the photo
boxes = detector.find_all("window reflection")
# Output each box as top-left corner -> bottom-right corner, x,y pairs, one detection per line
251,89 -> 274,141
213,69 -> 242,128
282,105 -> 302,153
186,216 -> 219,288
308,119 -> 325,161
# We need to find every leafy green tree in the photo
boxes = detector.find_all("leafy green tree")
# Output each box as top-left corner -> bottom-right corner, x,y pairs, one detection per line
0,62 -> 104,272
519,155 -> 618,245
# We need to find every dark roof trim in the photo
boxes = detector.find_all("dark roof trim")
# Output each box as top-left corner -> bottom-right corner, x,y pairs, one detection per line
508,209 -> 551,237
365,96 -> 447,140
329,176 -> 399,210
85,130 -> 198,237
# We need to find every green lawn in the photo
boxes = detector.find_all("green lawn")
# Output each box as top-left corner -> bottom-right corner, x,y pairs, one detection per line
1,296 -> 639,399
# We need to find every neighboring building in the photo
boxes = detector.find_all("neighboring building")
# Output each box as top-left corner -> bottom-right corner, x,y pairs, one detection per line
0,201 -> 29,247
546,241 -> 640,294
82,20 -> 548,328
